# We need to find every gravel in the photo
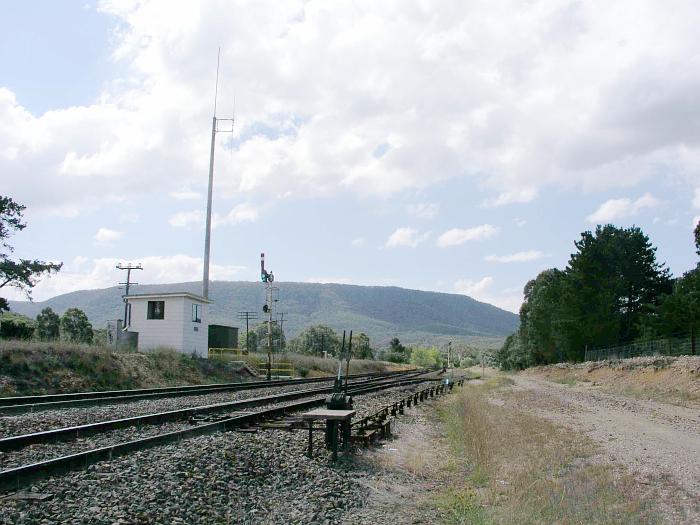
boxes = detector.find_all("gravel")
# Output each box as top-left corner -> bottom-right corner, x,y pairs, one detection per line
0,381 -> 441,524
0,382 -> 342,438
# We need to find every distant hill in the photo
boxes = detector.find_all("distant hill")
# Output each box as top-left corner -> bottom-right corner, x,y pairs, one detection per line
7,281 -> 518,348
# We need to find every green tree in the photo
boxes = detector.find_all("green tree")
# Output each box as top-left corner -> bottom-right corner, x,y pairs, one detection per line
564,225 -> 671,356
518,269 -> 568,365
61,308 -> 93,344
36,307 -> 60,340
253,322 -> 285,353
288,325 -> 340,356
0,313 -> 35,339
387,337 -> 410,363
241,329 -> 258,353
352,332 -> 374,360
409,347 -> 442,368
652,268 -> 700,353
0,196 -> 62,311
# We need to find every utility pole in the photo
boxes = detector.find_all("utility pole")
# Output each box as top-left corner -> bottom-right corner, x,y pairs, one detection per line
260,253 -> 275,381
116,263 -> 142,326
277,312 -> 286,349
202,48 -> 234,300
237,311 -> 258,353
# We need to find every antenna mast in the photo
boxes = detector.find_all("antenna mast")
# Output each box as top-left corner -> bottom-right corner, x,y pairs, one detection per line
202,47 -> 234,299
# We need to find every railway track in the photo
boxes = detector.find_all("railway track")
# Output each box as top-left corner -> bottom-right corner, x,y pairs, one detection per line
0,371 -> 436,491
0,369 -> 418,414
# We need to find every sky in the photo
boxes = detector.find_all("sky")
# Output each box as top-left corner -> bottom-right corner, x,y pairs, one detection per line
1,0 -> 698,313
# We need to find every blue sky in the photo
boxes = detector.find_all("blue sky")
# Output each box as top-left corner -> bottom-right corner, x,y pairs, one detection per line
1,1 -> 698,312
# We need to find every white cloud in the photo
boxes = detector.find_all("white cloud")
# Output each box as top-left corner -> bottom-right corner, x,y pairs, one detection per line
2,2 -> 700,217
514,218 -> 527,228
485,250 -> 546,263
213,203 -> 259,226
436,224 -> 500,247
586,192 -> 661,223
93,227 -> 123,245
351,237 -> 365,247
169,203 -> 259,228
305,276 -> 353,285
169,210 -> 203,228
693,188 -> 700,209
482,188 -> 537,208
455,277 -> 494,297
2,255 -> 246,302
408,202 -> 440,219
454,276 -> 522,313
385,227 -> 429,248
169,190 -> 201,200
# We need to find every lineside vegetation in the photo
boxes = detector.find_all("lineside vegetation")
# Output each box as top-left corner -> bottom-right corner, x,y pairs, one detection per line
434,378 -> 660,524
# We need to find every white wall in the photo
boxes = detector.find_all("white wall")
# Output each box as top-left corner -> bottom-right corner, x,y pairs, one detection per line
128,297 -> 208,357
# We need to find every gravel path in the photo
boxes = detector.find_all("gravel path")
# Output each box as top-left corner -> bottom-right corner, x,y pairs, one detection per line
507,374 -> 700,523
0,382 -> 339,438
0,382 -> 438,524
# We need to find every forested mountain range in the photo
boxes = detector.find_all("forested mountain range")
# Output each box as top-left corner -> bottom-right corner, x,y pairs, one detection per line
8,281 -> 518,348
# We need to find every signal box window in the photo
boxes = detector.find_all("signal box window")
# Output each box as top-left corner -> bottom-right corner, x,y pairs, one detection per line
147,301 -> 165,320
192,303 -> 202,323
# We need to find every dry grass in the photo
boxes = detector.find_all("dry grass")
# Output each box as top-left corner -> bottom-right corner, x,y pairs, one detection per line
523,357 -> 700,407
242,351 -> 408,377
0,340 -> 248,395
435,377 -> 661,525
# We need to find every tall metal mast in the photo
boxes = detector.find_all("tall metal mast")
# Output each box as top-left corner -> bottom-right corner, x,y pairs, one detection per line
260,253 -> 275,380
202,48 -> 234,299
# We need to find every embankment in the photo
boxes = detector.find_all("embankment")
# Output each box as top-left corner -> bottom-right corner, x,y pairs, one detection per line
521,355 -> 700,407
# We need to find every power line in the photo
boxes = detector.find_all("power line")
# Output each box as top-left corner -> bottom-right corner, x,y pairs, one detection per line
116,263 -> 142,326
237,311 -> 259,353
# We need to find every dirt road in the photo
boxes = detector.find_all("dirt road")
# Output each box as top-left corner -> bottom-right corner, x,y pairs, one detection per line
508,374 -> 700,523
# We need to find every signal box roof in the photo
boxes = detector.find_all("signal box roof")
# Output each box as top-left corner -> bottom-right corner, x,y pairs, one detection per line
123,292 -> 212,303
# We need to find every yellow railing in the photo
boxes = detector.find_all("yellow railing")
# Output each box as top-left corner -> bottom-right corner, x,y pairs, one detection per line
255,359 -> 294,378
208,347 -> 249,360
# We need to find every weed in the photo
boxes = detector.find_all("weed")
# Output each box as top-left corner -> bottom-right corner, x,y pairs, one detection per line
434,378 -> 661,524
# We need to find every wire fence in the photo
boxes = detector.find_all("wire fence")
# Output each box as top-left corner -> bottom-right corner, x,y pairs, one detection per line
584,335 -> 695,362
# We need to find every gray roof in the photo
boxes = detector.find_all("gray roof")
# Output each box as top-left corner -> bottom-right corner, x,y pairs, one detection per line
123,292 -> 212,304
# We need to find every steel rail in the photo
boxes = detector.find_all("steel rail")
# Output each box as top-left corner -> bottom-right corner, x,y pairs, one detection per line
0,375 -> 434,492
0,369 -> 419,414
0,371 -> 431,452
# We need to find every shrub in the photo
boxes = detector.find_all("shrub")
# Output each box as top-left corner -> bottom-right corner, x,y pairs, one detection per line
0,315 -> 35,340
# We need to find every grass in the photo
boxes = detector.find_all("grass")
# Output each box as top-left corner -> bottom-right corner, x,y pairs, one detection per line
239,351 -> 408,377
434,377 -> 661,525
0,340 -> 250,396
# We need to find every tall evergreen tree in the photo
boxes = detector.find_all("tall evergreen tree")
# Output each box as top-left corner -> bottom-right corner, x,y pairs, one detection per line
36,307 -> 60,340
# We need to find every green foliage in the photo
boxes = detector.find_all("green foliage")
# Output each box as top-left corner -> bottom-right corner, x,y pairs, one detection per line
352,332 -> 374,360
0,196 -> 62,304
60,308 -> 93,344
498,225 -> 674,369
650,267 -> 700,340
241,329 -> 258,353
384,337 -> 411,363
36,307 -> 60,340
287,325 -> 340,356
0,313 -> 35,340
253,322 -> 285,352
409,346 -> 442,368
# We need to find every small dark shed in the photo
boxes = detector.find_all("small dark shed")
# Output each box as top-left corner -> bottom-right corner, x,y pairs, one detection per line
208,324 -> 239,349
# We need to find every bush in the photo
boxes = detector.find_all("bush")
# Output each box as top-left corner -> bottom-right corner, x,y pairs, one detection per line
410,347 -> 442,368
0,315 -> 35,340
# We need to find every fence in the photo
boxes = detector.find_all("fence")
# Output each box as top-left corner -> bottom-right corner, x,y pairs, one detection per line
208,347 -> 249,360
584,335 -> 695,362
